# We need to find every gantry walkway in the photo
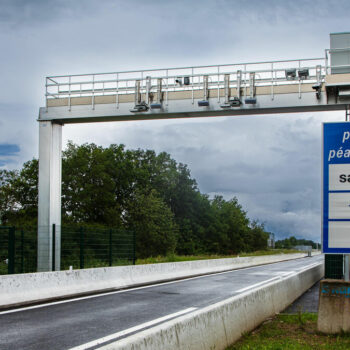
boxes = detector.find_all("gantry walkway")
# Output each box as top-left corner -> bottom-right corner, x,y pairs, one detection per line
40,47 -> 350,124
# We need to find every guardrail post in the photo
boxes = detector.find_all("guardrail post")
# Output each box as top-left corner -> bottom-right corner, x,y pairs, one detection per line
345,254 -> 350,282
132,230 -> 136,265
109,229 -> 113,267
80,227 -> 85,269
8,227 -> 15,274
20,229 -> 24,273
52,224 -> 56,271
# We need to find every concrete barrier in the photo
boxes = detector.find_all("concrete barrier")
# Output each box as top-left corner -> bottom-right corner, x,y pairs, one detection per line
99,263 -> 324,350
0,252 -> 311,309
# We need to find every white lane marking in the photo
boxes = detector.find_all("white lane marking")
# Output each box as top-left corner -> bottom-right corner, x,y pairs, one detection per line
0,256 -> 322,315
235,277 -> 281,293
67,307 -> 197,350
0,269 -> 253,315
235,262 -> 322,293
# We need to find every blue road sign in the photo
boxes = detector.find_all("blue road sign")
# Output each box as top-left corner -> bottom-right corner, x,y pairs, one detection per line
323,122 -> 350,253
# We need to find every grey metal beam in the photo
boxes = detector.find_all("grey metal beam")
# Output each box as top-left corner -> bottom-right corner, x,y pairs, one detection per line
39,92 -> 348,125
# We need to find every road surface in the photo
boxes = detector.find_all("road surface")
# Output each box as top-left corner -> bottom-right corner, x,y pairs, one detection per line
0,254 -> 323,350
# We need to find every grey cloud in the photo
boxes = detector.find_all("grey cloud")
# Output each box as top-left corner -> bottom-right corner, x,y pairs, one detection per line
219,190 -> 321,241
1,0 -> 349,243
0,0 -> 95,26
62,112 -> 338,242
0,0 -> 345,77
0,103 -> 38,169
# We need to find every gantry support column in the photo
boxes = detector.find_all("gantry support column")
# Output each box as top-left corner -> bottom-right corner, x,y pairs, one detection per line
37,121 -> 62,272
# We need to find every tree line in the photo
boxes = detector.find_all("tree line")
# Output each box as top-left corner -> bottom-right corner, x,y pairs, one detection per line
275,236 -> 318,249
0,142 -> 270,258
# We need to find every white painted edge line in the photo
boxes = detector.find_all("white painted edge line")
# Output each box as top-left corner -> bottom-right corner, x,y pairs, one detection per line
0,267 -> 254,315
0,256 -> 320,316
235,276 -> 282,293
71,265 -> 309,350
0,267 -> 248,315
0,255 -> 320,316
67,307 -> 197,350
236,262 -> 322,294
92,261 -> 324,350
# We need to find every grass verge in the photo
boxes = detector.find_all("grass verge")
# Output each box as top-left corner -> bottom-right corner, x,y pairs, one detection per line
227,313 -> 350,350
136,249 -> 302,265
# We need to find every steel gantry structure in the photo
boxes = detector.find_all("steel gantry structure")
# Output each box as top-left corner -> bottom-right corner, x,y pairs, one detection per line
37,33 -> 350,271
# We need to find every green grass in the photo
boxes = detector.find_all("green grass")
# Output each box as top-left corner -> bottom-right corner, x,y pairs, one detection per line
136,249 -> 301,265
227,313 -> 350,350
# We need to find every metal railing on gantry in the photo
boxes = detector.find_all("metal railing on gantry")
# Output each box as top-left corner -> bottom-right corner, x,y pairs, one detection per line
46,56 -> 330,108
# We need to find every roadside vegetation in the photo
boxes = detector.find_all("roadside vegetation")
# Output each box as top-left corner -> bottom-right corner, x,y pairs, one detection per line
227,313 -> 350,350
275,236 -> 318,250
136,249 -> 300,265
0,142 -> 272,259
0,142 -> 318,269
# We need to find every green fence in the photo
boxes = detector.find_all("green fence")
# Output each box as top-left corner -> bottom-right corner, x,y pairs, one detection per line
0,226 -> 14,274
60,226 -> 135,270
0,225 -> 135,275
0,226 -> 36,274
324,254 -> 344,279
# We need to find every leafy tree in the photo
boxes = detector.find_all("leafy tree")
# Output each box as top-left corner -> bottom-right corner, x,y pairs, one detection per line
0,169 -> 17,224
176,192 -> 212,255
125,188 -> 178,258
0,160 -> 38,226
207,196 -> 250,254
62,142 -> 123,226
246,221 -> 269,251
0,142 -> 273,258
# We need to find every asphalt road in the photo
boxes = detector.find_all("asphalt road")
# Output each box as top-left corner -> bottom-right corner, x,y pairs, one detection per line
0,255 -> 323,350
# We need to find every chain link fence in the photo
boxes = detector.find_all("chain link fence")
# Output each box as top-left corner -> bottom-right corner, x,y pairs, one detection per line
0,225 -> 135,275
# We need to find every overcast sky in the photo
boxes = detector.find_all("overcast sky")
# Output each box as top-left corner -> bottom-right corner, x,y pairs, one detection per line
1,0 -> 350,242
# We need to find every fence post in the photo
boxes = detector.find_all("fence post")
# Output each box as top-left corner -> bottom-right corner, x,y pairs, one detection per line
132,230 -> 136,265
109,229 -> 113,267
80,227 -> 84,269
20,229 -> 24,273
8,227 -> 15,274
52,224 -> 56,271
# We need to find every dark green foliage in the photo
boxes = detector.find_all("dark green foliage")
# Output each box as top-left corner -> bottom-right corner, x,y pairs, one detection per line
125,189 -> 177,258
62,142 -> 125,226
0,160 -> 38,227
0,142 -> 271,258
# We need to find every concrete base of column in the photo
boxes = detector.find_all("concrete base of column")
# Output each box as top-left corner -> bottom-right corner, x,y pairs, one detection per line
318,279 -> 350,333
